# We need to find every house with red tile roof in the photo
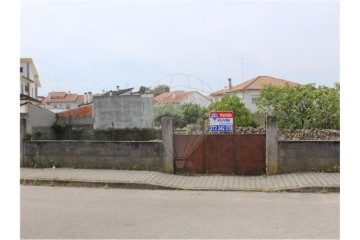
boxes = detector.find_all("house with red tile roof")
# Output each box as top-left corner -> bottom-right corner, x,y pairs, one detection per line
39,91 -> 85,113
211,76 -> 302,112
154,91 -> 212,108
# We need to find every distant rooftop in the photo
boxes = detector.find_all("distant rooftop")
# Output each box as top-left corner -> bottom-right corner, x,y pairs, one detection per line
212,76 -> 302,96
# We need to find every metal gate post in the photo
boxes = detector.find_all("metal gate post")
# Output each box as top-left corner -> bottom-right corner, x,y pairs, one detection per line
233,114 -> 236,174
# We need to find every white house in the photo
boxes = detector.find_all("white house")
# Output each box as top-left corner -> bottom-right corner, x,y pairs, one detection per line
20,58 -> 41,106
39,91 -> 85,113
154,91 -> 212,108
211,76 -> 302,112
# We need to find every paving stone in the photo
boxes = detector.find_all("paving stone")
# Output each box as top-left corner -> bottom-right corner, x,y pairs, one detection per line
20,168 -> 339,191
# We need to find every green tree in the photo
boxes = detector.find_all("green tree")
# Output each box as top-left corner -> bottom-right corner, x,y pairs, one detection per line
256,83 -> 340,129
208,95 -> 258,127
308,83 -> 340,129
153,104 -> 185,129
152,85 -> 170,97
180,103 -> 205,125
138,86 -> 150,94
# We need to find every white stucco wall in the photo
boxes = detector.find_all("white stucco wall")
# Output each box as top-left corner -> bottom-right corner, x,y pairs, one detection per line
20,61 -> 36,80
20,104 -> 28,113
20,62 -> 27,78
43,102 -> 80,111
20,61 -> 38,98
242,90 -> 260,112
212,90 -> 260,112
180,92 -> 212,108
29,83 -> 36,98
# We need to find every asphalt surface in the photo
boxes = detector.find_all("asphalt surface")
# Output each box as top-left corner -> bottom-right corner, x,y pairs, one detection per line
21,185 -> 340,239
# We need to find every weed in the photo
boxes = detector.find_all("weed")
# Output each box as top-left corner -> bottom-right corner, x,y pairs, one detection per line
34,130 -> 42,139
29,152 -> 59,168
176,172 -> 198,176
310,165 -> 340,173
319,188 -> 329,194
26,133 -> 32,140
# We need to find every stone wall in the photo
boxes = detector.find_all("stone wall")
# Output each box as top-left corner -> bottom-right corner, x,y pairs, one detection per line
278,141 -> 340,173
278,129 -> 340,141
24,140 -> 164,170
235,127 -> 339,140
185,126 -> 339,140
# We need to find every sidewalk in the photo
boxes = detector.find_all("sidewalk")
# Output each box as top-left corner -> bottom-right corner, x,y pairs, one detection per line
20,168 -> 340,192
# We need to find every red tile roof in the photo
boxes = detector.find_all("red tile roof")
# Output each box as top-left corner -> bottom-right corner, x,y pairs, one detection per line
41,92 -> 84,104
212,76 -> 303,96
57,105 -> 92,116
49,92 -> 67,99
154,91 -> 195,104
76,95 -> 84,103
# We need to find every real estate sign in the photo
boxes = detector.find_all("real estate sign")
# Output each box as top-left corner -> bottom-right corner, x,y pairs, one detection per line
209,111 -> 234,132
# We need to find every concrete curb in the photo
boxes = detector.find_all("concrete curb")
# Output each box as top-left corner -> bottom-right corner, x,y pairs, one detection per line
20,179 -> 340,193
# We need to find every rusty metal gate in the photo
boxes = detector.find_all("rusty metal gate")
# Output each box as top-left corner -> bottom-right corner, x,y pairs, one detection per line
174,134 -> 266,175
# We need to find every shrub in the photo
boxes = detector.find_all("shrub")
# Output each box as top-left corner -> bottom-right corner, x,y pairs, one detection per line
52,119 -> 67,139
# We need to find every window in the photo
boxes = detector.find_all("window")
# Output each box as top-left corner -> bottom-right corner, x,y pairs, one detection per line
24,84 -> 29,93
20,67 -> 23,73
66,104 -> 70,109
251,97 -> 258,104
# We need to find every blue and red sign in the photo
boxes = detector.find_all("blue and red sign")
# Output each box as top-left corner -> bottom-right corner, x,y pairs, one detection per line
209,111 -> 234,132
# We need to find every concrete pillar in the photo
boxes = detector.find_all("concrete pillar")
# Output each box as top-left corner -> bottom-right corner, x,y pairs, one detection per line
266,116 -> 278,175
161,117 -> 174,174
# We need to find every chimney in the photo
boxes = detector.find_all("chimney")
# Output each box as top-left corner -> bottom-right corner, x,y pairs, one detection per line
84,92 -> 88,104
87,92 -> 93,103
109,90 -> 113,96
228,78 -> 232,90
68,91 -> 71,94
116,86 -> 120,91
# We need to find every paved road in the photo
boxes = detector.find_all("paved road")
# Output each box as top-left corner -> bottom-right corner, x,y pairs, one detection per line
21,186 -> 339,239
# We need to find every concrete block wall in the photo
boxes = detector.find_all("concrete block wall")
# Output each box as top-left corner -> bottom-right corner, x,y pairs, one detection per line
24,140 -> 164,170
32,127 -> 56,140
29,104 -> 57,128
59,116 -> 93,125
31,126 -> 161,141
278,141 -> 340,173
93,95 -> 154,129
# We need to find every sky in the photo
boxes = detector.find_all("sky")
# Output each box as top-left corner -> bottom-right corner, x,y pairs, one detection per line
21,0 -> 339,96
